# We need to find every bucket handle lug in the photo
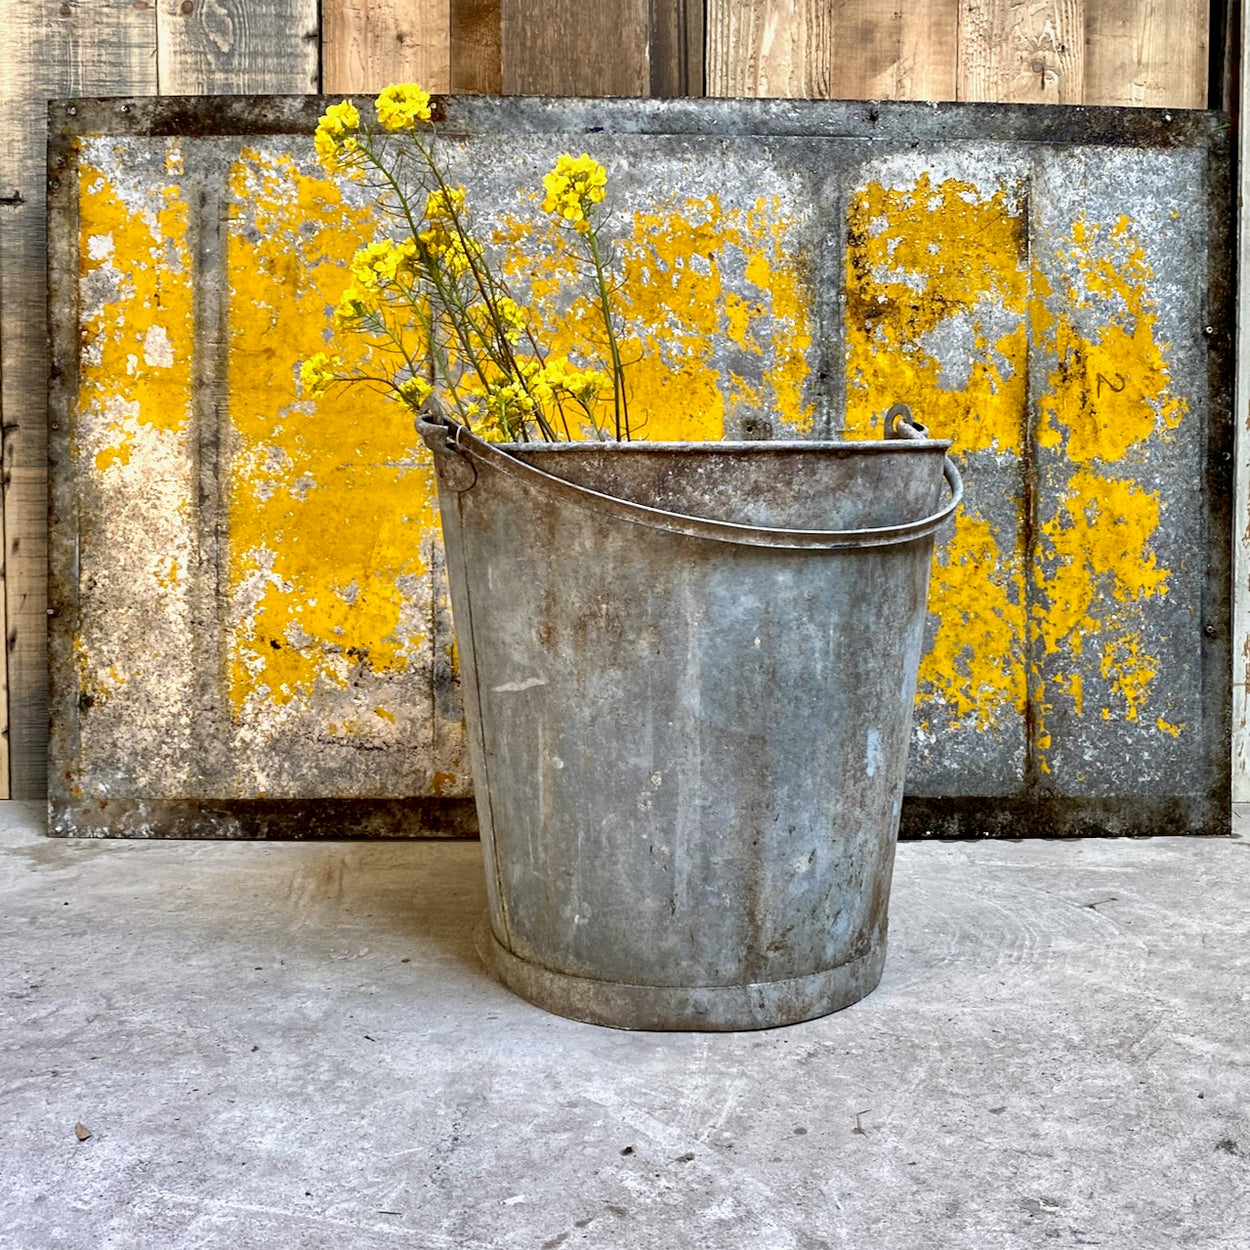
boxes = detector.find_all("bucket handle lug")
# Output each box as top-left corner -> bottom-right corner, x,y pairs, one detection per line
417,408 -> 477,492
884,403 -> 929,441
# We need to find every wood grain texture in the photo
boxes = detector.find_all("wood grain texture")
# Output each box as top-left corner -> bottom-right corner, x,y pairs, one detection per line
959,0 -> 1084,104
706,0 -> 832,97
451,0 -> 501,93
1084,0 -> 1209,107
832,0 -> 959,100
157,0 -> 318,93
500,0 -> 650,96
707,0 -> 958,101
650,0 -> 706,96
324,0 -> 451,94
0,1 -> 158,799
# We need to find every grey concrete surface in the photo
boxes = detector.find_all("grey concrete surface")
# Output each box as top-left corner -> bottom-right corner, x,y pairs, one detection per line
2,801 -> 1248,1250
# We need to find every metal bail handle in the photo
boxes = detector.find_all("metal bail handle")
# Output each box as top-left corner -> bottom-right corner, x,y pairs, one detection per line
417,412 -> 963,551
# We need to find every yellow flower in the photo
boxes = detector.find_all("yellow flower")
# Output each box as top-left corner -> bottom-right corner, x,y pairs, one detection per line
541,153 -> 608,233
477,418 -> 510,444
350,238 -> 416,290
419,223 -> 482,278
314,100 -> 361,173
375,83 -> 433,131
299,352 -> 342,399
537,357 -> 610,406
396,376 -> 434,411
332,281 -> 375,328
466,296 -> 527,345
425,185 -> 466,221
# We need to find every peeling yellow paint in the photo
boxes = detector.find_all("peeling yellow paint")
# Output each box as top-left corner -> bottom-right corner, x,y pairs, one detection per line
499,193 -> 813,440
225,149 -> 438,715
156,558 -> 180,590
845,174 -> 1028,453
1033,470 -> 1169,726
79,155 -> 193,470
844,175 -> 1029,733
1037,216 -> 1187,462
845,175 -> 1185,752
916,512 -> 1027,731
1030,211 -> 1184,755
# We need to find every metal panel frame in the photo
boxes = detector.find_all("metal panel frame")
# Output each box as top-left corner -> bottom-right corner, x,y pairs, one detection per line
47,95 -> 1232,837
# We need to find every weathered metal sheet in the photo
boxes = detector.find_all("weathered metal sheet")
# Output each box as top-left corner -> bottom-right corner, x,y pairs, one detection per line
47,95 -> 1231,837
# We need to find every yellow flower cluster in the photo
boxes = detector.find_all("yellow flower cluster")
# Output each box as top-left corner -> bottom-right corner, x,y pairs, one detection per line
331,239 -> 416,327
299,352 -> 342,399
411,184 -> 479,276
425,185 -> 465,220
376,83 -> 433,131
351,239 -> 417,289
541,154 -> 608,233
308,87 -> 626,443
314,100 -> 361,174
467,296 -> 527,345
534,357 -> 611,407
396,376 -> 434,411
460,356 -> 610,441
420,226 -> 481,277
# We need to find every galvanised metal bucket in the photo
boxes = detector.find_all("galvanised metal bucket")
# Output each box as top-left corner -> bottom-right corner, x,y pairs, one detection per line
418,407 -> 961,1031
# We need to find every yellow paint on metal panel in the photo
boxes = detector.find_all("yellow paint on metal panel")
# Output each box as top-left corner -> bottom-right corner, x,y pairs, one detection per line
1032,470 -> 1169,742
225,150 -> 438,718
1038,216 -> 1187,461
499,193 -> 813,440
845,176 -> 1187,756
844,175 -> 1029,733
78,154 -> 194,467
845,174 -> 1028,452
916,512 -> 1028,732
1029,215 -> 1183,761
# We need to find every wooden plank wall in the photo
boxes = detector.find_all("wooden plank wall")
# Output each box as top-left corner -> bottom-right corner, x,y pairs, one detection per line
0,0 -> 1217,800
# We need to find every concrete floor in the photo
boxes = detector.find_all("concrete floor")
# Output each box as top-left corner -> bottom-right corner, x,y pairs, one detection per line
2,802 -> 1248,1250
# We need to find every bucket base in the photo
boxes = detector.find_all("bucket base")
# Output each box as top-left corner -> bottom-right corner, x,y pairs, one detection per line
475,915 -> 887,1032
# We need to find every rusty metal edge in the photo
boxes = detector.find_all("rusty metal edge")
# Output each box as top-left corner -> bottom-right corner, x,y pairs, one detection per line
46,107 -> 83,818
1199,117 -> 1236,835
900,792 -> 1231,839
46,94 -> 1228,149
46,797 -> 480,839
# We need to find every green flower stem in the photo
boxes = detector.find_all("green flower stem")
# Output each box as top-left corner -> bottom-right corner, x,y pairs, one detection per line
588,227 -> 629,440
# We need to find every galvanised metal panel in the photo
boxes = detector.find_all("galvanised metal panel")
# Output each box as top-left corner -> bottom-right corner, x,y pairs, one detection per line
46,96 -> 1231,837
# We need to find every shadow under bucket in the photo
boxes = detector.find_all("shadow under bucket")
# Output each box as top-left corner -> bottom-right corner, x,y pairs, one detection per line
419,408 -> 961,1030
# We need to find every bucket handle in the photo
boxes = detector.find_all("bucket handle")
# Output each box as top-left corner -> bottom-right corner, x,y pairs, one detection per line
417,408 -> 962,551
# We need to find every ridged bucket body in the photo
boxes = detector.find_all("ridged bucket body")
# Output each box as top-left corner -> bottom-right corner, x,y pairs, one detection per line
422,423 -> 953,1030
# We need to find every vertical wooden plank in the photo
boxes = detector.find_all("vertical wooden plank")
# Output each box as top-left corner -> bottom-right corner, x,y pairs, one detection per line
1211,0 -> 1235,110
832,0 -> 959,99
323,0 -> 451,94
706,0 -> 959,101
650,0 -> 706,96
499,0 -> 650,96
451,0 -> 501,93
958,0 -> 1084,104
0,2 -> 158,800
156,0 -> 319,93
1084,0 -> 1209,107
706,0 -> 832,97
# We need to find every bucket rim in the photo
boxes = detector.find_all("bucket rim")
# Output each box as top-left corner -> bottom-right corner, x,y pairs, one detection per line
492,436 -> 953,455
418,415 -> 963,552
